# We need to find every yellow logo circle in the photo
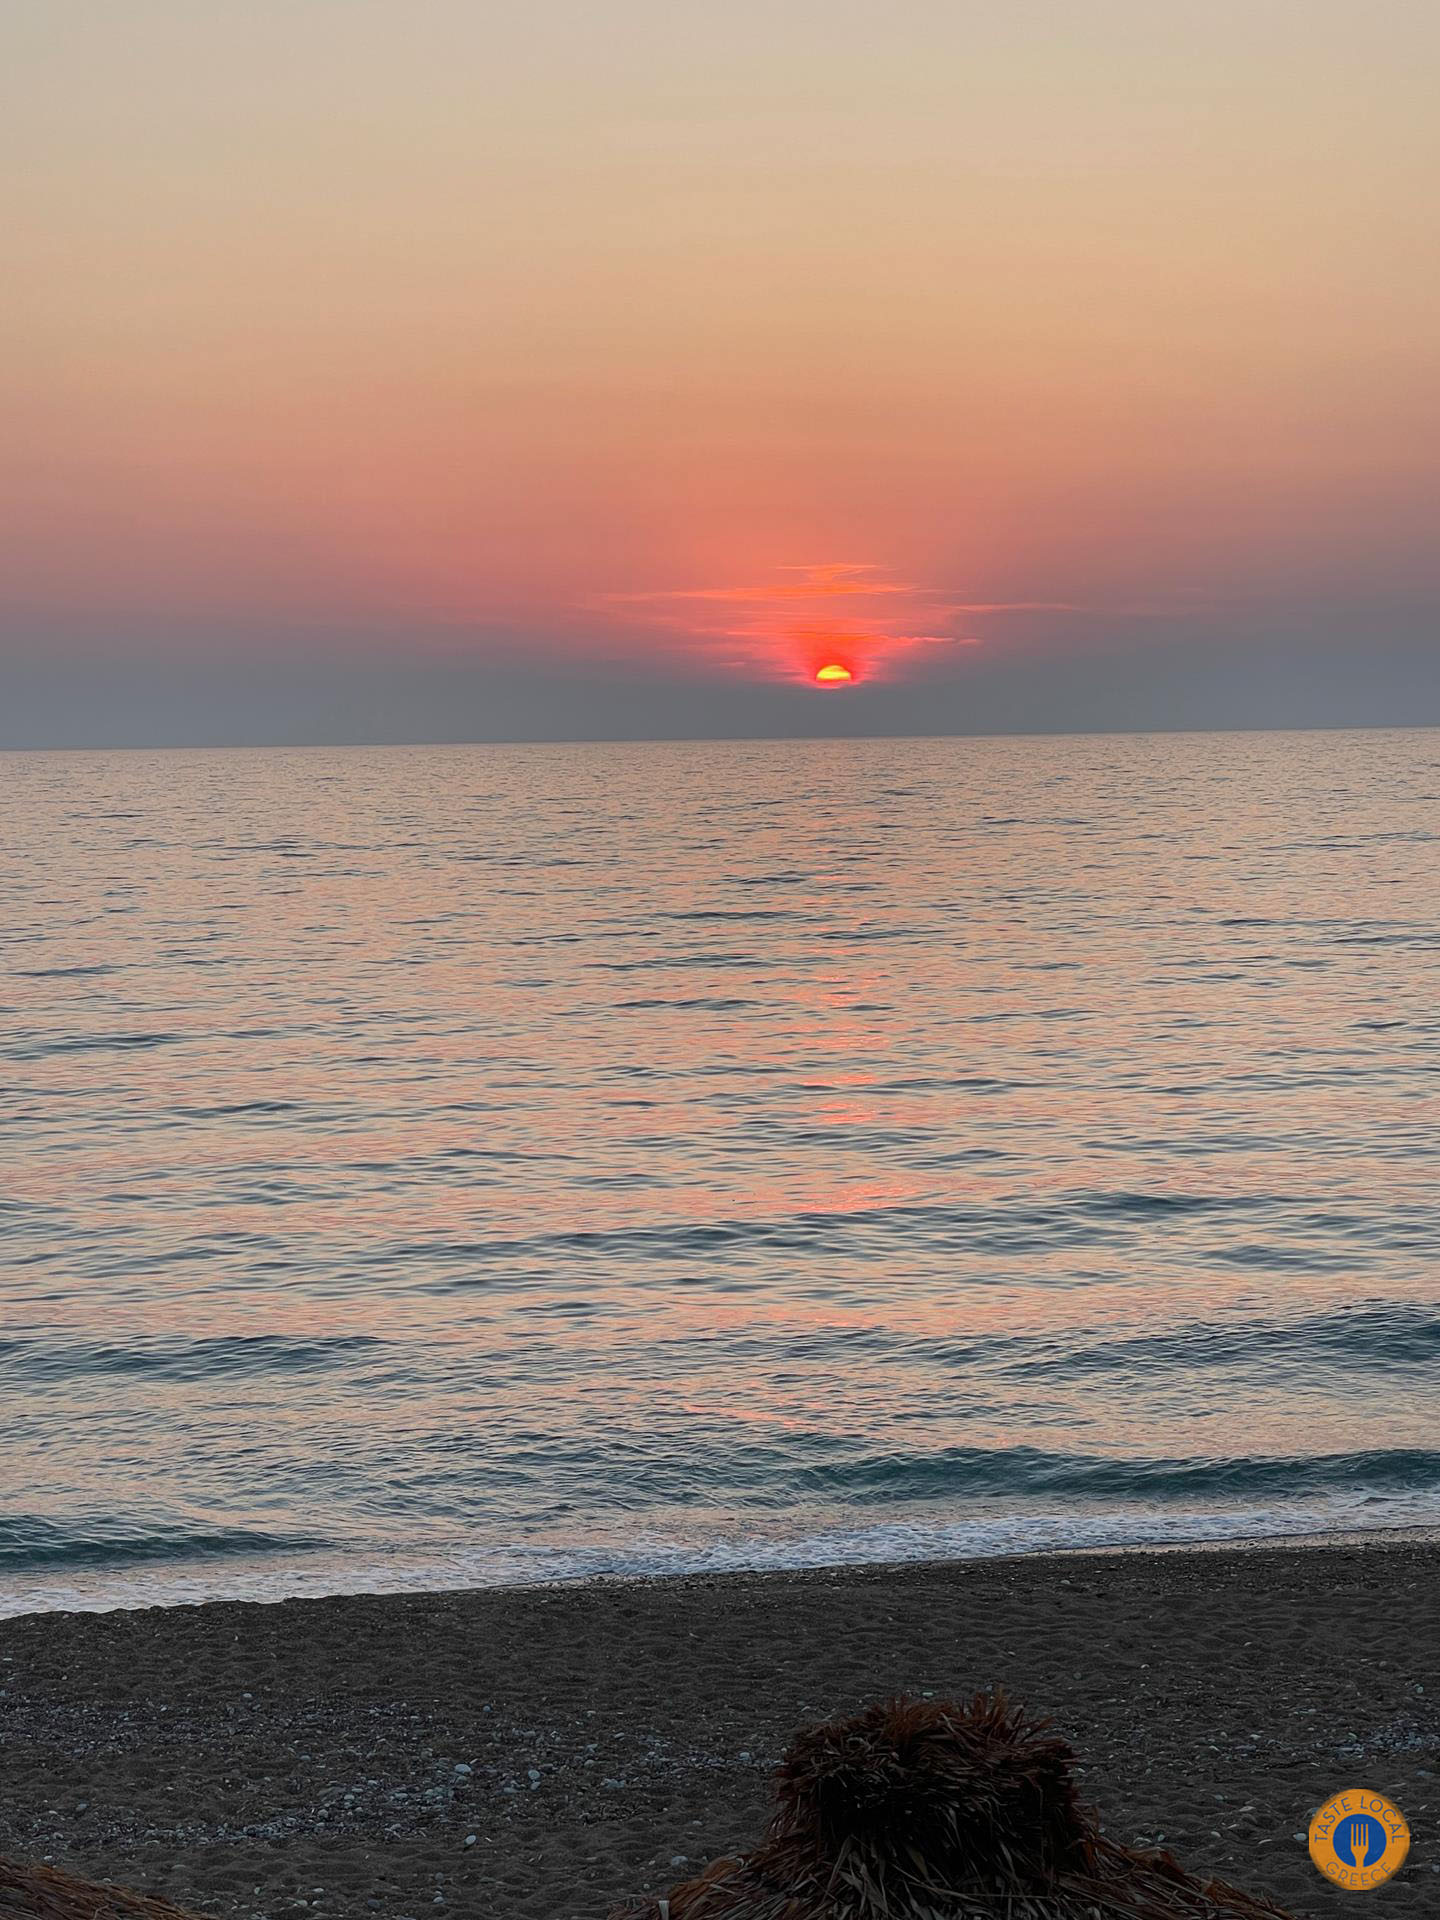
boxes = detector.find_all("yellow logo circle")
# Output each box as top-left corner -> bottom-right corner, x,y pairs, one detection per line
1309,1788 -> 1409,1890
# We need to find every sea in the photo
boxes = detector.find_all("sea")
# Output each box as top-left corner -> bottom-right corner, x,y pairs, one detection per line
3,729 -> 1438,1616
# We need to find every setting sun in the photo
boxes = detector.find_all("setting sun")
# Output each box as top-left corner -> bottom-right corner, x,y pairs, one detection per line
814,663 -> 854,684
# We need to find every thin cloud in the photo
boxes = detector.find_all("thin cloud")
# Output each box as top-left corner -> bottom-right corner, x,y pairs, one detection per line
599,565 -> 1077,680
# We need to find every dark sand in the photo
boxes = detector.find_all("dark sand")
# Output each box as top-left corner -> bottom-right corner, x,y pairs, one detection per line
1,1541 -> 1436,1920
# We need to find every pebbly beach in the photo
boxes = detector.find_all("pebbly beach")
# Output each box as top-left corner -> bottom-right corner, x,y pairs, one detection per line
1,1539 -> 1436,1920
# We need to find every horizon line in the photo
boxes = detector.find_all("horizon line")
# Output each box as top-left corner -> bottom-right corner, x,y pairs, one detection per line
3,716 -> 1437,755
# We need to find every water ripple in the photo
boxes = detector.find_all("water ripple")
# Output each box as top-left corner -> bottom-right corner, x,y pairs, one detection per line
2,731 -> 1438,1610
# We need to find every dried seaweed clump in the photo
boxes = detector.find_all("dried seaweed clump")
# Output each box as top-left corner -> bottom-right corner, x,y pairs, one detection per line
609,1693 -> 1301,1920
0,1854 -> 209,1920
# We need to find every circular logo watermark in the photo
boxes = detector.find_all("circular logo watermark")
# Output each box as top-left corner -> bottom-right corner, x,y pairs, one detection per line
1309,1788 -> 1409,1890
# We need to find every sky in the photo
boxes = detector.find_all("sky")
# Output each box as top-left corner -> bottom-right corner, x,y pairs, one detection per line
3,0 -> 1438,746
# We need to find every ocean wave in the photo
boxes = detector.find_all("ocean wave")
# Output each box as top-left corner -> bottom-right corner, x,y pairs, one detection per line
4,1029 -> 177,1061
792,1445 -> 1440,1505
998,1302 -> 1440,1380
5,1497 -> 1440,1619
0,1513 -> 327,1572
3,1331 -> 386,1385
363,1188 -> 1438,1273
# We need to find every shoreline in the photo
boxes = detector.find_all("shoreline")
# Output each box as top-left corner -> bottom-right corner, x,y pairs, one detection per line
6,1514 -> 1440,1624
1,1538 -> 1435,1919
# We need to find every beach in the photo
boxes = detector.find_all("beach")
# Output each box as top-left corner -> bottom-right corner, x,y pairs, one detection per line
1,1539 -> 1434,1920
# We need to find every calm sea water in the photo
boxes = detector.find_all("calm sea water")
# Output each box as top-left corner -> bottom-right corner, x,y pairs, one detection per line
3,731 -> 1439,1615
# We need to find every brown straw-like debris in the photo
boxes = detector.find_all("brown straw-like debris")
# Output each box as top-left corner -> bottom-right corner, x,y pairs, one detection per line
0,1854 -> 210,1920
609,1694 -> 1303,1920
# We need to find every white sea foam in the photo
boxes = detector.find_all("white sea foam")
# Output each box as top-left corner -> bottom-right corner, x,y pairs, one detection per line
6,1494 -> 1440,1619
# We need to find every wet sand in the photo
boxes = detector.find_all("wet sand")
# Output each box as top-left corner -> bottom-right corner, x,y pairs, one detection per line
1,1540 -> 1436,1919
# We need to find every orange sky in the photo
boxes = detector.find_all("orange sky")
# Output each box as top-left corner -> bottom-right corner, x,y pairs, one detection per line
3,1 -> 1439,736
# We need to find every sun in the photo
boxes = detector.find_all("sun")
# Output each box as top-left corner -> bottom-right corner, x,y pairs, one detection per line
814,662 -> 853,684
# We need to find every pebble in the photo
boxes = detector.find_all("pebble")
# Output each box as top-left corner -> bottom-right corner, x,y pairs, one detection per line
453,1764 -> 471,1777
463,1834 -> 477,1848
670,1855 -> 688,1868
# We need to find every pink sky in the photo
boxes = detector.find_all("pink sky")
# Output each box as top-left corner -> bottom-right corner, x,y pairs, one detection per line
3,1 -> 1438,737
